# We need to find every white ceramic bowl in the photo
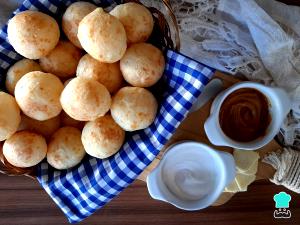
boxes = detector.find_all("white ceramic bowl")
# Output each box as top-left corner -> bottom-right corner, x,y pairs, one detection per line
146,141 -> 235,210
204,82 -> 291,150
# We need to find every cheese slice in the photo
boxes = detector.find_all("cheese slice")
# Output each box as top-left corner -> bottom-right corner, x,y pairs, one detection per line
224,179 -> 239,193
224,172 -> 257,193
243,159 -> 258,175
224,150 -> 259,193
235,173 -> 256,192
234,149 -> 259,174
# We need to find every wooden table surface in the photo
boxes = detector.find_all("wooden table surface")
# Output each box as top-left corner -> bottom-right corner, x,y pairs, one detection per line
1,0 -> 300,225
0,174 -> 299,225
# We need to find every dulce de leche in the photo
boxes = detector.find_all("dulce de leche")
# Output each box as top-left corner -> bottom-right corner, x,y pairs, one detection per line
219,88 -> 271,142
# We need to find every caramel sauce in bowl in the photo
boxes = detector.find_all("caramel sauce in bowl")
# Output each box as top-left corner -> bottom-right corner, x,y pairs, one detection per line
204,82 -> 291,150
219,88 -> 271,142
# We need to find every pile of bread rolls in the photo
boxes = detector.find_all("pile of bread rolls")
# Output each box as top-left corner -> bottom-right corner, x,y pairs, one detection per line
0,2 -> 165,170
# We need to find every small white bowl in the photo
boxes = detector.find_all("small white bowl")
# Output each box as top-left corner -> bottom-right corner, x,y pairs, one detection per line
204,82 -> 291,150
146,141 -> 235,211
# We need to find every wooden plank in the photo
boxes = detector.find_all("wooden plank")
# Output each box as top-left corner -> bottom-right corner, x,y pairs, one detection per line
0,174 -> 299,225
0,175 -> 38,190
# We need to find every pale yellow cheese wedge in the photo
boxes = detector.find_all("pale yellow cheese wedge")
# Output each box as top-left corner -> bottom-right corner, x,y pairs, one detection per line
224,150 -> 260,193
224,173 -> 256,193
235,173 -> 256,192
243,159 -> 258,175
224,179 -> 239,193
234,149 -> 259,174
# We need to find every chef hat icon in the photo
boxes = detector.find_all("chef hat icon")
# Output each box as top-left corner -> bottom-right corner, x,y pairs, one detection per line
273,192 -> 291,208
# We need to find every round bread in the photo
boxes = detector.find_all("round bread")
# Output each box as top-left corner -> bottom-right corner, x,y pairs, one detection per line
60,111 -> 85,130
76,54 -> 123,93
18,114 -> 60,139
0,92 -> 21,141
6,59 -> 41,95
3,131 -> 47,168
60,77 -> 111,121
63,78 -> 73,87
15,71 -> 64,121
47,127 -> 85,170
39,41 -> 82,78
62,2 -> 97,48
7,10 -> 60,59
82,115 -> 125,159
110,3 -> 154,44
77,8 -> 127,63
120,43 -> 165,87
111,87 -> 157,131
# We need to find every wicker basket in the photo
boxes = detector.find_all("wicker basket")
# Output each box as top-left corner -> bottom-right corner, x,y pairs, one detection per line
0,0 -> 180,179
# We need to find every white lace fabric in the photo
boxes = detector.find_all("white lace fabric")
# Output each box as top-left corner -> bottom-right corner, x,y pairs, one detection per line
173,0 -> 272,83
144,0 -> 300,149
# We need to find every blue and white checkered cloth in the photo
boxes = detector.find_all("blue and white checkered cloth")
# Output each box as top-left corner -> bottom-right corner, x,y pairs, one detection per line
0,0 -> 215,223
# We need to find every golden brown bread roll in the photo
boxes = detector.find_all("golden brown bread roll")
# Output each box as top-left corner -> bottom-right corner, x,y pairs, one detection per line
14,71 -> 64,121
47,127 -> 85,170
6,59 -> 41,95
110,2 -> 154,44
60,111 -> 85,130
18,114 -> 60,139
111,87 -> 158,131
77,8 -> 127,63
82,115 -> 125,159
63,78 -> 73,87
7,11 -> 60,59
39,41 -> 82,78
76,54 -> 123,93
3,131 -> 47,168
0,92 -> 21,141
62,1 -> 97,48
120,43 -> 165,87
60,77 -> 111,121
